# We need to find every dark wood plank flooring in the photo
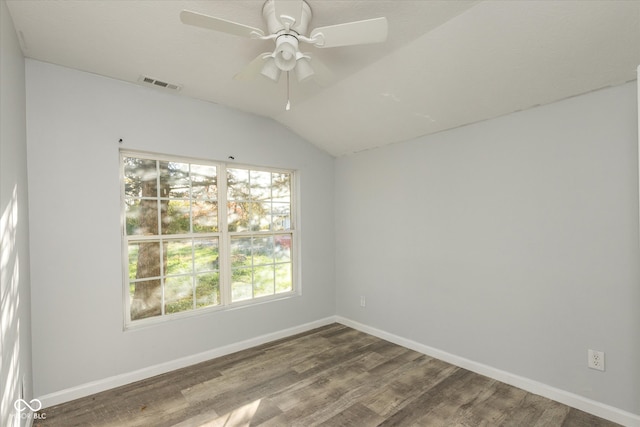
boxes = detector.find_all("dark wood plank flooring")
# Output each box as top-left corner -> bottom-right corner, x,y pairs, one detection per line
34,324 -> 620,426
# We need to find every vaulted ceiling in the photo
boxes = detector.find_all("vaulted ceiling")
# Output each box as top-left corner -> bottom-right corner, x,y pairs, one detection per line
6,0 -> 640,156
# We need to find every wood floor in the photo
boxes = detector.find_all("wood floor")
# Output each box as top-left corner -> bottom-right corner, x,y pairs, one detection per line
34,324 -> 620,427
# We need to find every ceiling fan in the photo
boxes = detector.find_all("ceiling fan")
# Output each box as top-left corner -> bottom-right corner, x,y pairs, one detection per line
180,0 -> 388,92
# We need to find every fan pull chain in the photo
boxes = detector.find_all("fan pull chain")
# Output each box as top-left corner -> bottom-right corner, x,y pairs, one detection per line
285,71 -> 291,111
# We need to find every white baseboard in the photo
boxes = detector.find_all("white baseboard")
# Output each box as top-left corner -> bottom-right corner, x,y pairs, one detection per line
37,316 -> 336,409
336,316 -> 640,427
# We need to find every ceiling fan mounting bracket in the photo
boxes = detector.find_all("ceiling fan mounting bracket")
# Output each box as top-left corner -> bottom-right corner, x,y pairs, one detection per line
262,0 -> 312,37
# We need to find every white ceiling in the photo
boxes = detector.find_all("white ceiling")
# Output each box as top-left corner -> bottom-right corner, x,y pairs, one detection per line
6,0 -> 640,157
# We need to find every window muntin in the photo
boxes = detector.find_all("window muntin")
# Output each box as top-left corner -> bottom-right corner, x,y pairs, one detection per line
122,153 -> 296,325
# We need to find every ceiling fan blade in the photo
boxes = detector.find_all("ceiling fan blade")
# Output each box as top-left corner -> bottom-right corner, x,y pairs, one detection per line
180,10 -> 264,38
310,17 -> 388,48
233,53 -> 272,81
273,0 -> 303,29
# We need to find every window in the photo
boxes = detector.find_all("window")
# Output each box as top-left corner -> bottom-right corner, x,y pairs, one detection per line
121,152 -> 296,325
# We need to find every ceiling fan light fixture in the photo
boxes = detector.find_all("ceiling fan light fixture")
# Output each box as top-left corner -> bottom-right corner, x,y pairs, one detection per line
274,34 -> 298,71
295,57 -> 315,82
260,57 -> 281,81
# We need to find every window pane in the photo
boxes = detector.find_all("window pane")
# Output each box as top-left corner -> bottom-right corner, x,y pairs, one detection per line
125,201 -> 140,236
129,241 -> 161,279
165,239 -> 193,276
127,244 -> 139,280
275,263 -> 292,294
161,200 -> 190,234
193,201 -> 217,232
194,238 -> 218,272
254,265 -> 275,297
272,173 -> 291,202
196,273 -> 220,308
126,199 -> 158,236
250,170 -> 271,200
165,275 -> 193,314
253,236 -> 274,266
272,202 -> 290,231
228,201 -> 249,232
160,161 -> 190,199
124,158 -> 157,198
231,268 -> 252,301
130,279 -> 162,320
274,235 -> 291,262
227,168 -> 249,200
231,237 -> 252,268
191,164 -> 217,199
251,202 -> 271,231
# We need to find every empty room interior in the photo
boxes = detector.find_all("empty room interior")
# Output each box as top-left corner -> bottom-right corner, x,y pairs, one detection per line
1,0 -> 639,426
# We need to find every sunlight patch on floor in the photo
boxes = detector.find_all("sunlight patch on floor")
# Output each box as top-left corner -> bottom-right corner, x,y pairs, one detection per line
195,398 -> 261,427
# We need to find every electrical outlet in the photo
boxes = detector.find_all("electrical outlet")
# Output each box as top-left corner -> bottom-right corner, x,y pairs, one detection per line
588,349 -> 605,371
360,296 -> 366,307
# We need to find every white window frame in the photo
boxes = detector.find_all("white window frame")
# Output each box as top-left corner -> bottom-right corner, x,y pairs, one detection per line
120,150 -> 300,329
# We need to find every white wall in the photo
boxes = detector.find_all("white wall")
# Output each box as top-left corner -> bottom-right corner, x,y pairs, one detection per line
25,60 -> 335,399
335,82 -> 640,415
0,1 -> 33,426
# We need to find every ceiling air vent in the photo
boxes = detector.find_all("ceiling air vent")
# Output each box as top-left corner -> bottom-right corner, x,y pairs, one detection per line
138,75 -> 182,91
